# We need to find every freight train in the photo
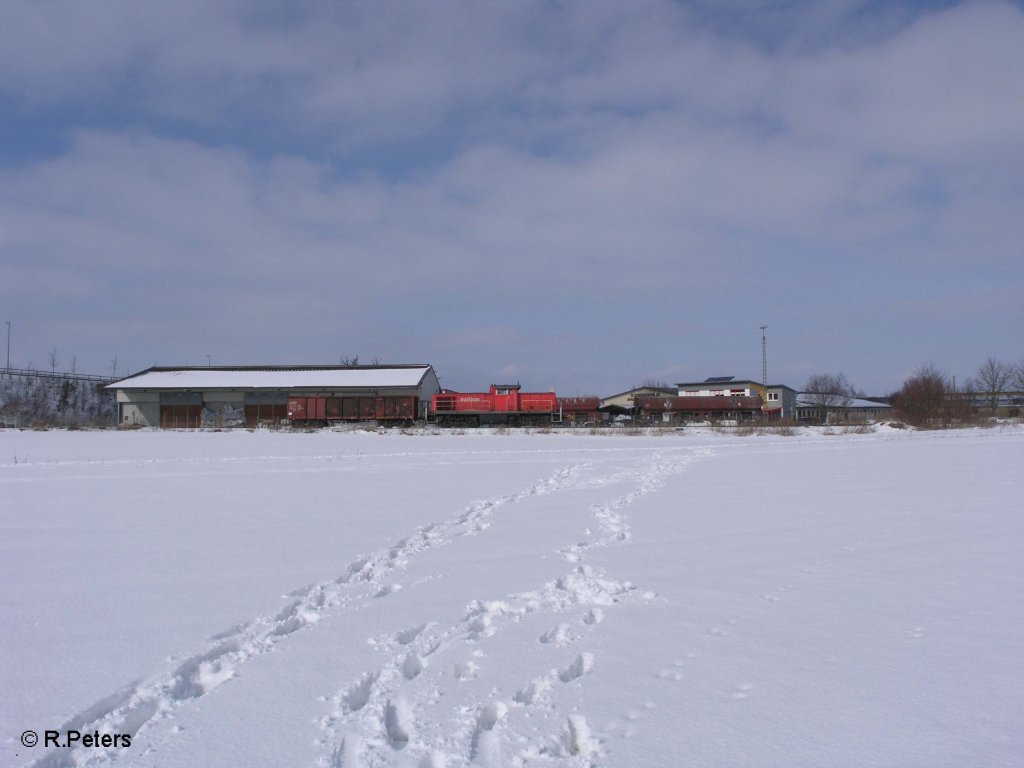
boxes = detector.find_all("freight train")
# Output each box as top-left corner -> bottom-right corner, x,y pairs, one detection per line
285,383 -> 600,427
285,384 -> 766,427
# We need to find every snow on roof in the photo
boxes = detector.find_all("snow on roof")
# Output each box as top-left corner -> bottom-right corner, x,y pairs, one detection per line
675,380 -> 797,390
796,394 -> 892,409
108,365 -> 434,390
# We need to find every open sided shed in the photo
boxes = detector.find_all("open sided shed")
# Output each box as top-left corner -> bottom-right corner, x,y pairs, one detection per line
107,365 -> 440,428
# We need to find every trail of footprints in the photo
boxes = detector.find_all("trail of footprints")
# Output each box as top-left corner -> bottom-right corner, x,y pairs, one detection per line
29,449 -> 711,768
318,575 -> 627,765
317,449 -> 712,767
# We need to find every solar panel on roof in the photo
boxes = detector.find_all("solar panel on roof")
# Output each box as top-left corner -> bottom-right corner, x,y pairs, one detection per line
703,376 -> 735,383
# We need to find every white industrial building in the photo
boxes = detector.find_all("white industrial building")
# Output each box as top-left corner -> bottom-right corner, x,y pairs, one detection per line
676,377 -> 799,420
600,386 -> 677,414
795,394 -> 893,424
108,365 -> 440,428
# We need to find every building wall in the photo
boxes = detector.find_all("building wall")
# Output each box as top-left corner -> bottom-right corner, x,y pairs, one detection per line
796,404 -> 893,423
420,369 -> 441,400
764,386 -> 797,419
678,381 -> 766,399
116,391 -> 159,426
203,391 -> 242,403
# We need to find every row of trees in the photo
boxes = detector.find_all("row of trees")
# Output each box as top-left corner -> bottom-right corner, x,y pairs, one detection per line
0,374 -> 116,427
891,365 -> 971,428
802,357 -> 1023,428
962,357 -> 1024,410
892,357 -> 1023,428
888,360 -> 1024,430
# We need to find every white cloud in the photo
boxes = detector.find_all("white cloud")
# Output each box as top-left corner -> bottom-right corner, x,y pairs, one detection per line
778,2 -> 1024,161
0,1 -> 1021,390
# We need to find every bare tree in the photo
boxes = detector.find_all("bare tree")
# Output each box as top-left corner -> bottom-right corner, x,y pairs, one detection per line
111,356 -> 119,380
339,355 -> 359,366
1,370 -> 116,427
49,347 -> 60,374
802,373 -> 854,423
892,364 -> 966,427
1015,360 -> 1024,392
967,357 -> 1013,411
638,377 -> 672,390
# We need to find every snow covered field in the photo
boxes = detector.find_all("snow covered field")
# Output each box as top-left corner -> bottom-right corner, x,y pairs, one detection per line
2,426 -> 1022,768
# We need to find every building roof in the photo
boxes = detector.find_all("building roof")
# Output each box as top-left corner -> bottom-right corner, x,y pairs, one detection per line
676,378 -> 796,390
796,394 -> 893,409
601,386 -> 676,401
107,365 -> 436,391
676,378 -> 756,387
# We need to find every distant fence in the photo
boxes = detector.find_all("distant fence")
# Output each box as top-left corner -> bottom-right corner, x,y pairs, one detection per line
2,367 -> 116,385
948,390 -> 1024,406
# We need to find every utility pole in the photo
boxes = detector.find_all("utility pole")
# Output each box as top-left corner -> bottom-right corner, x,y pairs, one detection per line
760,325 -> 768,391
759,325 -> 769,422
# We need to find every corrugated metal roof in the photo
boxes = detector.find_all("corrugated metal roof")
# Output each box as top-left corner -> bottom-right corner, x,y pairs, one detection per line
795,395 -> 892,409
677,379 -> 761,388
108,365 -> 434,390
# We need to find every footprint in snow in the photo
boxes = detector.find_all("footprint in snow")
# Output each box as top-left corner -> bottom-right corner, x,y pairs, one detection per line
384,696 -> 414,748
514,677 -> 551,706
469,702 -> 509,767
402,653 -> 427,680
539,624 -> 573,646
340,671 -> 379,713
558,653 -> 594,683
394,622 -> 431,645
373,583 -> 402,598
455,660 -> 479,680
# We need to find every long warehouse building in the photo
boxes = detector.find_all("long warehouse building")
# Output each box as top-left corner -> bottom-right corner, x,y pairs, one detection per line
108,364 -> 441,428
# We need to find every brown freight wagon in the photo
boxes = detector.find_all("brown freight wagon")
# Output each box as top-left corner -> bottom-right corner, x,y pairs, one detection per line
557,397 -> 602,425
635,395 -> 764,424
287,395 -> 418,425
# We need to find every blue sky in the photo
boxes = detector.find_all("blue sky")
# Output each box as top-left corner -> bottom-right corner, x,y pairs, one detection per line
1,0 -> 1021,395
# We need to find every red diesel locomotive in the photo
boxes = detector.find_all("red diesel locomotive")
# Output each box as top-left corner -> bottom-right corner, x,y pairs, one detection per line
431,384 -> 561,426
